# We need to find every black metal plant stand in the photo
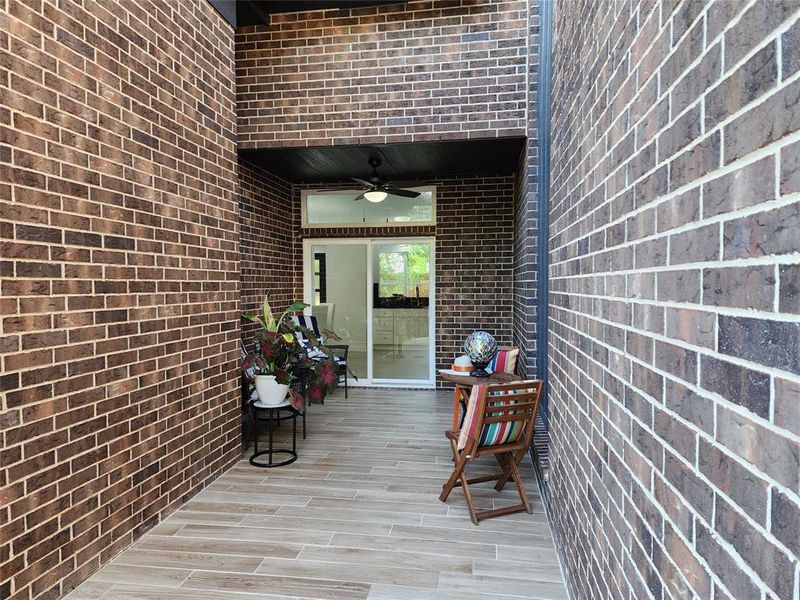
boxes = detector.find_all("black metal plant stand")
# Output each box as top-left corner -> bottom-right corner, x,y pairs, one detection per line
248,401 -> 299,468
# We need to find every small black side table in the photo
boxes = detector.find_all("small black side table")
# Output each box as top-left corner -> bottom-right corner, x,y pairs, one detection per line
248,400 -> 299,468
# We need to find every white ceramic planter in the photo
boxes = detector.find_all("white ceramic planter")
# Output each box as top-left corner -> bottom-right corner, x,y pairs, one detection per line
254,375 -> 289,406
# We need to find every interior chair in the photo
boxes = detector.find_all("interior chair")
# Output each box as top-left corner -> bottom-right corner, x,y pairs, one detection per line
440,380 -> 543,525
291,314 -> 349,399
311,302 -> 335,333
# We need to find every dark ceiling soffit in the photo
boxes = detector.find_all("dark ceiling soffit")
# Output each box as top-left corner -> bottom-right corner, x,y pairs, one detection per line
235,1 -> 407,27
239,137 -> 527,183
208,0 -> 237,27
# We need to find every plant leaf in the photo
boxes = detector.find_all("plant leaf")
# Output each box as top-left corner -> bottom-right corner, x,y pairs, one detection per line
262,295 -> 275,329
285,301 -> 309,314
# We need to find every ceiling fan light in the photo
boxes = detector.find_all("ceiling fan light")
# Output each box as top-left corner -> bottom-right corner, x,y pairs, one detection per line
364,190 -> 388,203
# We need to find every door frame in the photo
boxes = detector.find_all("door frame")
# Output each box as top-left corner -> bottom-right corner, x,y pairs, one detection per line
302,237 -> 436,388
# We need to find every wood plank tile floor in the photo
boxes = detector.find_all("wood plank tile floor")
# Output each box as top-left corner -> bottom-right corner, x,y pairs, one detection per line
66,388 -> 567,600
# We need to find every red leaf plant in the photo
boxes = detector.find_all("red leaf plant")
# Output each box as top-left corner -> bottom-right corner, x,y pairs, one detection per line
241,294 -> 341,406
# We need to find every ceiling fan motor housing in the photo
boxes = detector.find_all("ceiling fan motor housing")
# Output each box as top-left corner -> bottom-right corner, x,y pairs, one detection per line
344,156 -> 424,201
367,156 -> 384,186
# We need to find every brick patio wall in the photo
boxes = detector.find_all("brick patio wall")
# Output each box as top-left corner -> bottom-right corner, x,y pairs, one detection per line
511,0 -> 540,380
547,1 -> 800,599
235,0 -> 529,148
239,159 -> 299,337
0,2 -> 239,599
291,174 -> 515,384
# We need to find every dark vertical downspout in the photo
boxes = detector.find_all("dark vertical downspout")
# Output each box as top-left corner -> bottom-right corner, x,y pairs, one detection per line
537,0 -> 553,426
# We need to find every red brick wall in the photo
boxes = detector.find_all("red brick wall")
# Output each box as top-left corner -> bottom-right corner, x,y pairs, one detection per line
0,2 -> 239,599
236,0 -> 529,148
239,158 -> 299,333
434,175 -> 515,377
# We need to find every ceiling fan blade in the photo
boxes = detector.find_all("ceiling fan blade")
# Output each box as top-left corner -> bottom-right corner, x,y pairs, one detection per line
351,177 -> 374,188
352,193 -> 366,202
384,187 -> 421,198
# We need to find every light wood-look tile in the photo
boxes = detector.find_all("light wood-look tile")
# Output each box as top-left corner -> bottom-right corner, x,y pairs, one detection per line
89,564 -> 191,588
101,583 -> 278,600
298,545 -> 473,573
255,556 -> 440,587
182,571 -> 370,600
66,388 -> 566,600
133,534 -> 303,560
113,548 -> 264,573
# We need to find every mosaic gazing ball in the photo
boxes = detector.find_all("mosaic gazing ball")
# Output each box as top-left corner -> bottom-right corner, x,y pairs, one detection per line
463,331 -> 497,377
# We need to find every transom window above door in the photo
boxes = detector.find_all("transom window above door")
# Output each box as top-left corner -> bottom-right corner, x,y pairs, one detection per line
301,187 -> 436,227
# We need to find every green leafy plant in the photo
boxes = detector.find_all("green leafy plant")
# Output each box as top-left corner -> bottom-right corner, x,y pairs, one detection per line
242,295 -> 339,406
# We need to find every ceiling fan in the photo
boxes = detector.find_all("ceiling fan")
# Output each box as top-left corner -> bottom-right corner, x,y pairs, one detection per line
315,156 -> 423,203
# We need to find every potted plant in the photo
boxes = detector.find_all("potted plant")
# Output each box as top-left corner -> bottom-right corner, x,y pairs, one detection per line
242,295 -> 339,407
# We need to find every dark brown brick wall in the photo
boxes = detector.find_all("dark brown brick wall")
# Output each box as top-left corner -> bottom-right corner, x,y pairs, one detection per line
0,2 -> 239,599
512,0 -> 539,378
238,158 -> 299,333
547,1 -> 800,599
235,0 -> 529,148
431,175 -> 515,378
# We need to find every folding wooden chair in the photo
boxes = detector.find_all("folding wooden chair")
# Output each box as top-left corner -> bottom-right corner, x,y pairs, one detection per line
439,380 -> 543,525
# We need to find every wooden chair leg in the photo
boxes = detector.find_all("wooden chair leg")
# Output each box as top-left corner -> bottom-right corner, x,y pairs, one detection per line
495,448 -> 525,491
440,438 -> 480,525
459,466 -> 479,525
505,453 -> 532,513
440,450 -> 467,503
494,453 -> 513,491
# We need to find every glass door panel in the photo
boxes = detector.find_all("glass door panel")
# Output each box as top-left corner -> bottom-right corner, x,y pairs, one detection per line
372,241 -> 432,382
308,243 -> 368,380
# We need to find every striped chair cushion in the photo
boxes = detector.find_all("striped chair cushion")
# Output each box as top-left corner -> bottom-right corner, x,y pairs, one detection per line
457,385 -> 533,451
486,348 -> 519,374
291,315 -> 322,348
291,315 -> 346,365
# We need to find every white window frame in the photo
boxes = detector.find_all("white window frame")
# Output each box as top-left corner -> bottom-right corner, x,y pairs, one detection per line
301,186 -> 437,228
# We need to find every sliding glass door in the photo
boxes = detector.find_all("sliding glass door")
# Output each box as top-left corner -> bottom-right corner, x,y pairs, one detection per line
304,238 -> 435,387
372,241 -> 432,382
305,242 -> 369,379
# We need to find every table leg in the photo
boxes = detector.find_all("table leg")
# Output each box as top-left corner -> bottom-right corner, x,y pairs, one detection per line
268,408 -> 274,467
452,387 -> 461,430
252,404 -> 258,454
249,406 -> 299,468
291,408 -> 297,453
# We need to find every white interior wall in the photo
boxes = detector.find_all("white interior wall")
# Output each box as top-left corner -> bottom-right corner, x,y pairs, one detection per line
316,245 -> 368,352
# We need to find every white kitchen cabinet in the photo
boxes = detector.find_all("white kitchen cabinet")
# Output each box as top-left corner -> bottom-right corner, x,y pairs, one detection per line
372,308 -> 429,355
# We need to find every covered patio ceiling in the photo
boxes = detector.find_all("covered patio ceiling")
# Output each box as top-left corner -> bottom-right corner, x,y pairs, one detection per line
239,137 -> 526,183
